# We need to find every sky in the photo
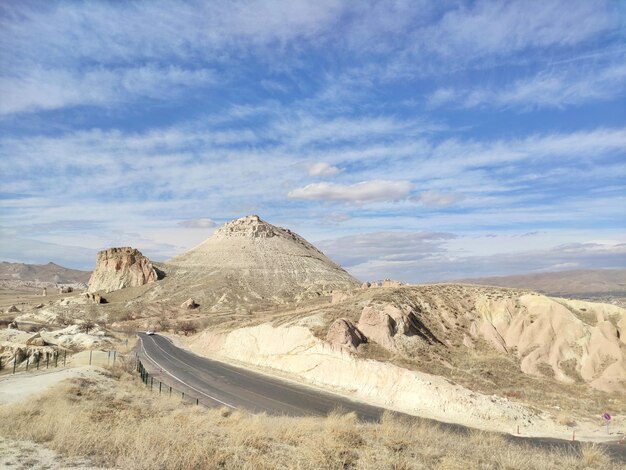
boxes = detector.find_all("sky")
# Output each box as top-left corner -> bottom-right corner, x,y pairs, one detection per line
0,0 -> 625,282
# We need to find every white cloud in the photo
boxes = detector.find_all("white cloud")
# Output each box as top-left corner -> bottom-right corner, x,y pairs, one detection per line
326,234 -> 626,283
423,1 -> 616,62
307,162 -> 341,177
317,231 -> 455,266
177,218 -> 218,229
288,180 -> 412,203
428,62 -> 626,110
0,66 -> 214,115
413,191 -> 464,208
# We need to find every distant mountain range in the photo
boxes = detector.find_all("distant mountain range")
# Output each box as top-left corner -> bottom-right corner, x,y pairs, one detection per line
457,268 -> 626,299
0,261 -> 91,284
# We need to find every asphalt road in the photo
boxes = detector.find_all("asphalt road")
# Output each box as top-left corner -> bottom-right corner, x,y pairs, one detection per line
137,333 -> 626,461
137,332 -> 383,420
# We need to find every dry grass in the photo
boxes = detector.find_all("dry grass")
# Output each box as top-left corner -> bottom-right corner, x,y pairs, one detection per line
0,370 -> 621,470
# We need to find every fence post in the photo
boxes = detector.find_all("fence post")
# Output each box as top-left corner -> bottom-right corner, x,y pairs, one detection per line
46,354 -> 49,369
36,355 -> 39,370
169,386 -> 172,397
159,382 -> 162,394
13,356 -> 17,374
89,350 -> 92,366
26,357 -> 29,371
55,351 -> 58,367
196,398 -> 199,405
113,351 -> 117,365
64,350 -> 67,366
150,377 -> 153,390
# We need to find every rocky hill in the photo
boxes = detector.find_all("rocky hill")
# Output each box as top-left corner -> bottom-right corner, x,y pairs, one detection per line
88,247 -> 158,293
161,215 -> 359,308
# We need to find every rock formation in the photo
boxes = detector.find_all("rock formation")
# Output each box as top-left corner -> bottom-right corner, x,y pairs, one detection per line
181,298 -> 199,309
362,279 -> 404,289
88,247 -> 158,293
166,215 -> 359,304
357,306 -> 397,350
7,305 -> 19,313
473,294 -> 626,392
326,318 -> 366,353
26,332 -> 46,347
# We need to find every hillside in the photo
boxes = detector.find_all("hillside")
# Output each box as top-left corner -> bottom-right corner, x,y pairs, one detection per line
0,261 -> 91,285
88,215 -> 359,315
159,215 -> 360,307
457,269 -> 626,299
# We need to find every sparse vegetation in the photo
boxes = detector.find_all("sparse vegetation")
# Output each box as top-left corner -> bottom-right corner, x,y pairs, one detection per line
179,320 -> 198,336
0,370 -> 620,470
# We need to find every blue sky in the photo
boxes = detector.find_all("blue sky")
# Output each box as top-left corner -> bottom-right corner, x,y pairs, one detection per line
0,0 -> 625,282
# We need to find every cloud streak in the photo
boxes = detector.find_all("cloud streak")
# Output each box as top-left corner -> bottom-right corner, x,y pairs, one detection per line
288,180 -> 412,203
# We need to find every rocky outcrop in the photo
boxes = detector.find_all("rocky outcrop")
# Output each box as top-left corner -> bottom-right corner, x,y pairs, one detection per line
362,279 -> 404,289
213,215 -> 279,239
181,298 -> 199,309
26,332 -> 46,347
7,305 -> 19,313
88,247 -> 157,293
357,306 -> 397,350
326,318 -> 365,353
357,304 -> 422,352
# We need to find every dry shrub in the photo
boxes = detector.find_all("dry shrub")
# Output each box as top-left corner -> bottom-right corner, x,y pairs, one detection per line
556,411 -> 577,427
0,374 -> 623,470
579,442 -> 610,468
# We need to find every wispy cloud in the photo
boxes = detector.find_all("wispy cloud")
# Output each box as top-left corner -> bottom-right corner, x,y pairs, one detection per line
429,62 -> 626,110
0,66 -> 215,115
0,1 -> 624,279
177,218 -> 218,229
413,191 -> 465,208
288,180 -> 412,203
307,162 -> 341,178
324,234 -> 626,283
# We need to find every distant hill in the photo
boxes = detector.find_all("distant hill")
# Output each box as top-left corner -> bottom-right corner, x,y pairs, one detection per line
0,261 -> 91,284
457,269 -> 626,299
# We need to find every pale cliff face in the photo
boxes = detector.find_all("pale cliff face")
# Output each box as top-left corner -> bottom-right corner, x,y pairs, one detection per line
88,247 -> 157,293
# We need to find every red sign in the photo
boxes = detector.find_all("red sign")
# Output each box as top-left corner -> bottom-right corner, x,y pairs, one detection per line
602,412 -> 611,421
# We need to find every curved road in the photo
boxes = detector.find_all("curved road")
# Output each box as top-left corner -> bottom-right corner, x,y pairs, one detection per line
137,333 -> 625,460
137,332 -> 383,420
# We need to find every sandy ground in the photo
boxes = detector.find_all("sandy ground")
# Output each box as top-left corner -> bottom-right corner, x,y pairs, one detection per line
0,366 -> 105,406
0,436 -> 105,470
0,365 -> 112,469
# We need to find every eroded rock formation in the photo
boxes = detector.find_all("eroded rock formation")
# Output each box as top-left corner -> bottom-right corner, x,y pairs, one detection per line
181,298 -> 199,309
88,247 -> 157,293
326,318 -> 365,353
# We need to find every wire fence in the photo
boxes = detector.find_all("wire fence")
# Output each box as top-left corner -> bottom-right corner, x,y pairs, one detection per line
0,349 -> 120,375
136,358 -> 213,408
0,347 -> 211,408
